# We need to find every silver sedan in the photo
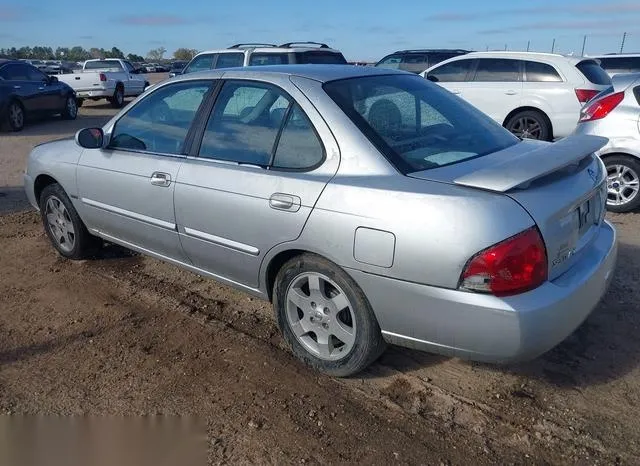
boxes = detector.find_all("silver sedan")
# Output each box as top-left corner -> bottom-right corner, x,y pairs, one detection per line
574,72 -> 640,212
24,66 -> 617,376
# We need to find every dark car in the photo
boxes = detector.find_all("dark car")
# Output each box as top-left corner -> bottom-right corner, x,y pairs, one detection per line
0,59 -> 78,131
375,49 -> 472,74
168,60 -> 188,77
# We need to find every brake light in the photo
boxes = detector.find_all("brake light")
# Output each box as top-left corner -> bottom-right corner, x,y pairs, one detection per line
579,91 -> 625,122
460,227 -> 547,297
575,89 -> 600,104
99,73 -> 107,82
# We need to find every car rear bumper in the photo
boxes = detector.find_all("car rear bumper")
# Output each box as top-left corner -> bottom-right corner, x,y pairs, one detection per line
75,88 -> 112,98
348,220 -> 617,363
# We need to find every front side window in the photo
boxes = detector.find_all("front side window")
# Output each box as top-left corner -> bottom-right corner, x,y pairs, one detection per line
324,74 -> 518,172
109,81 -> 212,154
184,54 -> 216,74
248,53 -> 289,66
473,59 -> 521,82
215,53 -> 244,69
524,61 -> 563,82
27,66 -> 48,82
426,59 -> 473,82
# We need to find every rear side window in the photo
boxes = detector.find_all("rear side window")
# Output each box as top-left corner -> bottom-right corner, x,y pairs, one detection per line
598,57 -> 640,72
576,60 -> 611,85
473,59 -> 521,82
376,55 -> 402,69
184,54 -> 215,74
249,53 -> 289,66
0,64 -> 29,80
524,61 -> 562,82
426,59 -> 473,82
272,104 -> 324,169
296,51 -> 347,64
215,53 -> 244,69
427,53 -> 460,67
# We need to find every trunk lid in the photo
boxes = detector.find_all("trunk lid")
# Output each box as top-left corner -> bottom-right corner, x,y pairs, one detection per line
408,135 -> 609,280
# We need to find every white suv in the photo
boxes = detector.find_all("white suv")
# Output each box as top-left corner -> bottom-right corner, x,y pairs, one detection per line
181,42 -> 347,75
422,51 -> 611,140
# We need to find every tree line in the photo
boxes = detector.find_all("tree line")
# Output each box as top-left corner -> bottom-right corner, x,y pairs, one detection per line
0,46 -> 199,62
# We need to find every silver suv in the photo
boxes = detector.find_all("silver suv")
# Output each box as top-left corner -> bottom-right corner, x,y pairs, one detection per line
180,42 -> 347,75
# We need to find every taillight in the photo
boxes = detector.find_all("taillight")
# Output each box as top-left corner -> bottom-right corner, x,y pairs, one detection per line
575,88 -> 600,104
99,73 -> 107,82
579,91 -> 625,122
460,227 -> 547,297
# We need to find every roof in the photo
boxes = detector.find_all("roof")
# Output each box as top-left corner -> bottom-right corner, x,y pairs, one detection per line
456,51 -> 589,64
587,53 -> 640,58
392,49 -> 472,54
196,46 -> 343,56
174,64 -> 406,83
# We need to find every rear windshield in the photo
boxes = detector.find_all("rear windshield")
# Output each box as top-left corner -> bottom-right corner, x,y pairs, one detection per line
576,60 -> 611,85
296,51 -> 347,64
324,74 -> 518,173
84,60 -> 123,71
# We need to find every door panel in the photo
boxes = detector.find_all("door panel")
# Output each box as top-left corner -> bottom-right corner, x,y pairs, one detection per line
175,79 -> 339,287
77,150 -> 186,260
76,79 -> 214,261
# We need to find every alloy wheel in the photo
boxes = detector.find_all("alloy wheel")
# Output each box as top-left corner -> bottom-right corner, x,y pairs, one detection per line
67,97 -> 77,118
44,196 -> 76,253
509,116 -> 542,139
607,164 -> 640,207
285,272 -> 356,361
9,103 -> 23,129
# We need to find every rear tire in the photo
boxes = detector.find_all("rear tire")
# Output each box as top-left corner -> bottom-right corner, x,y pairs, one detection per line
273,253 -> 386,377
110,85 -> 125,108
603,155 -> 640,213
4,100 -> 25,132
39,183 -> 99,259
505,110 -> 551,141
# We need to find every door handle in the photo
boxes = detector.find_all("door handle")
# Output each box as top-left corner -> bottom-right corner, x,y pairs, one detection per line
269,193 -> 301,212
150,172 -> 171,187
13,85 -> 21,89
505,90 -> 518,95
38,87 -> 45,90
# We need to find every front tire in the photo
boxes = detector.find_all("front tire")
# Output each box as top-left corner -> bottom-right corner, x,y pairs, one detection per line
273,254 -> 386,377
39,183 -> 98,259
61,95 -> 78,120
604,155 -> 640,213
110,85 -> 125,108
505,110 -> 551,141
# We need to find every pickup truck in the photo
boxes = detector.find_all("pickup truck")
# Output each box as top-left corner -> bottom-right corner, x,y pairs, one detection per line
58,59 -> 148,108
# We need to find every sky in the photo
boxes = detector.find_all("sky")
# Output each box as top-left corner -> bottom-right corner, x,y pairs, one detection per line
1,0 -> 639,61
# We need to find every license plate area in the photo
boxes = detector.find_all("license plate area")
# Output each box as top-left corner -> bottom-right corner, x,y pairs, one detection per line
577,183 -> 606,235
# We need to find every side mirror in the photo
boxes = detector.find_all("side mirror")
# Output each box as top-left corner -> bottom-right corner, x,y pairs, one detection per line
75,127 -> 104,149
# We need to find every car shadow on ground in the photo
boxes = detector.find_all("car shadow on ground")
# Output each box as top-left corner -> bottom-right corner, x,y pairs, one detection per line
368,240 -> 640,388
0,186 -> 30,215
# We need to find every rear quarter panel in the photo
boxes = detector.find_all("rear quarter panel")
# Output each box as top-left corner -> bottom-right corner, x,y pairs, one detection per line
264,174 -> 535,290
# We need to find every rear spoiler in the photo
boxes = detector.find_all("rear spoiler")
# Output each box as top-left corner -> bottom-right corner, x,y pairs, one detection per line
453,135 -> 608,192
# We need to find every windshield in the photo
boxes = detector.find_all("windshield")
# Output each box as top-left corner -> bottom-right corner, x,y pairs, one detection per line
324,74 -> 518,173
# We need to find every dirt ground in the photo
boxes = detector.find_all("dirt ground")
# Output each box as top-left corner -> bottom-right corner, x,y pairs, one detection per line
1,75 -> 639,464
